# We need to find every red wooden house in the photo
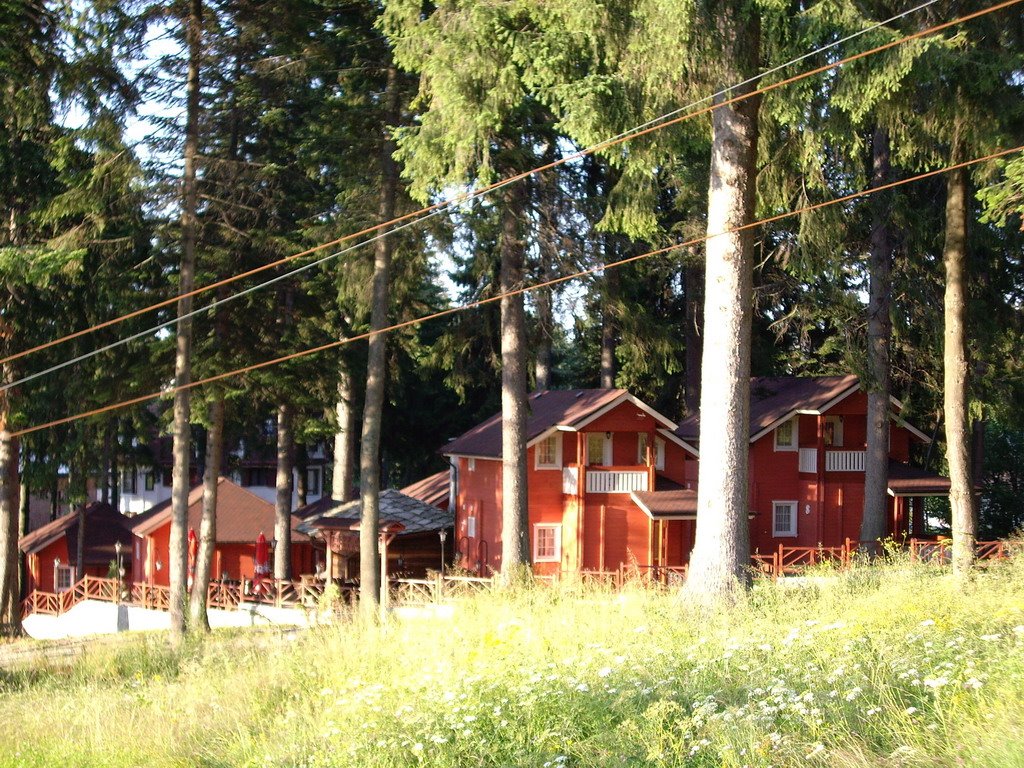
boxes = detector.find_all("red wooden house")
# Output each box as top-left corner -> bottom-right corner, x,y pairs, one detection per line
444,389 -> 697,577
445,378 -> 949,576
129,477 -> 317,586
20,502 -> 134,594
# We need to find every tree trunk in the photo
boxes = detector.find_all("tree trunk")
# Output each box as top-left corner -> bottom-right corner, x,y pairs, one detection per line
359,64 -> 401,614
76,503 -> 85,582
944,158 -> 976,580
683,258 -> 704,416
600,245 -> 619,389
684,1 -> 760,605
534,146 -> 558,392
499,175 -> 530,579
189,392 -> 224,631
860,127 -> 893,549
169,0 -> 202,640
274,402 -> 294,580
100,424 -> 112,505
0,429 -> 21,636
333,362 -> 356,501
295,443 -> 308,509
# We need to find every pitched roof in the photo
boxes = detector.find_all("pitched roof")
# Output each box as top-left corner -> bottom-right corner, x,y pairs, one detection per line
400,470 -> 449,509
887,461 -> 952,496
297,489 -> 453,537
129,477 -> 309,543
445,388 -> 676,459
20,502 -> 134,565
675,375 -> 861,442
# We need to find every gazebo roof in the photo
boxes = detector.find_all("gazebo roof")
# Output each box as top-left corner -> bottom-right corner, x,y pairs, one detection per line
297,489 -> 453,537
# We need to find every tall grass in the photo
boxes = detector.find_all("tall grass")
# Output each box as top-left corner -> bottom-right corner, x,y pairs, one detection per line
2,556 -> 1024,767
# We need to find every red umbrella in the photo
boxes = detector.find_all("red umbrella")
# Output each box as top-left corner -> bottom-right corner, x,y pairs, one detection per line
187,528 -> 199,591
254,532 -> 270,593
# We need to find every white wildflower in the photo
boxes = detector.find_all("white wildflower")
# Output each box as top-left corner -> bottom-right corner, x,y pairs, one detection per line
598,667 -> 612,678
806,743 -> 826,759
920,619 -> 935,627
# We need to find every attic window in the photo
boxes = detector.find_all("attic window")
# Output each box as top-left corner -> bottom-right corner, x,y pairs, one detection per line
774,418 -> 797,451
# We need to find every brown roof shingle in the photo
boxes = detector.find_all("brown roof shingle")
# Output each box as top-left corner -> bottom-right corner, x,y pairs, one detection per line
129,477 -> 309,542
444,389 -> 630,459
400,471 -> 449,509
675,375 -> 860,442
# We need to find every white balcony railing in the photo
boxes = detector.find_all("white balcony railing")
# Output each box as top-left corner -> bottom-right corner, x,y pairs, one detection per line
826,450 -> 865,472
798,448 -> 817,473
586,470 -> 649,494
562,466 -> 579,495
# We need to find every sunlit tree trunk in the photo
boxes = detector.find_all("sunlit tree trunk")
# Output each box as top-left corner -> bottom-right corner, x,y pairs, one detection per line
685,0 -> 760,605
943,156 -> 976,580
274,402 -> 294,580
359,64 -> 400,613
861,127 -> 892,549
169,0 -> 203,640
499,174 -> 530,578
332,362 -> 356,502
189,391 -> 223,631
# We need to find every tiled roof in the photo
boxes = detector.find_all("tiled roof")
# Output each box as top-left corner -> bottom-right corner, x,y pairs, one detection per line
675,375 -> 860,442
887,461 -> 952,496
400,470 -> 449,509
129,477 -> 310,543
444,388 -> 631,459
297,489 -> 454,537
20,502 -> 135,565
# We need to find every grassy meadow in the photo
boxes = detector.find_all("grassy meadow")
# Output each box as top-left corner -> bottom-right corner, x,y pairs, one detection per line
3,556 -> 1024,767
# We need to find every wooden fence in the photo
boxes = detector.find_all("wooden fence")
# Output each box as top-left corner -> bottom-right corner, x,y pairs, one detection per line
22,538 -> 1024,618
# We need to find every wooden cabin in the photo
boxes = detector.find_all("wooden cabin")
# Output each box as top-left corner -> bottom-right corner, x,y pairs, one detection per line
20,502 -> 134,594
444,379 -> 950,576
129,477 -> 316,586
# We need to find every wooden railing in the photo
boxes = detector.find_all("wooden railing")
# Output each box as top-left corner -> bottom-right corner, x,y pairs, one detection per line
825,450 -> 866,472
585,467 -> 649,494
24,538 -> 1024,619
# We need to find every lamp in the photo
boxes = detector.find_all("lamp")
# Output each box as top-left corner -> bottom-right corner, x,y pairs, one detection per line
438,529 -> 448,573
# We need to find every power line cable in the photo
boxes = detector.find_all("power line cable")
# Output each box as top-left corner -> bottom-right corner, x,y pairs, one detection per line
13,143 -> 1021,439
0,0 -> 959,375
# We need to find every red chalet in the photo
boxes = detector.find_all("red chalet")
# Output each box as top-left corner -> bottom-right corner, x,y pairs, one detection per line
20,502 -> 134,594
445,377 -> 949,576
129,477 -> 317,586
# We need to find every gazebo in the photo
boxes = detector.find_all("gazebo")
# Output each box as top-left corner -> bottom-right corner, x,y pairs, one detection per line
297,489 -> 454,579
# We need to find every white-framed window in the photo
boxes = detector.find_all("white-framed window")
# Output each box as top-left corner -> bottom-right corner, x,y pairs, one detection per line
772,501 -> 798,537
533,524 -> 562,563
824,416 -> 843,447
467,457 -> 476,472
534,434 -> 562,470
637,434 -> 666,470
774,418 -> 798,451
144,471 -> 155,491
54,564 -> 74,593
121,468 -> 137,494
466,514 -> 477,538
587,433 -> 612,466
306,467 -> 321,496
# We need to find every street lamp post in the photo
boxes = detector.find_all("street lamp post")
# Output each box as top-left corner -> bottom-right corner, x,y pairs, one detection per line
114,540 -> 124,602
438,529 -> 447,575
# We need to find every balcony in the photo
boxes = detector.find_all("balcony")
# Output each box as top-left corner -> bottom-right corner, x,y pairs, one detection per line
562,465 -> 652,495
586,467 -> 650,494
826,450 -> 865,472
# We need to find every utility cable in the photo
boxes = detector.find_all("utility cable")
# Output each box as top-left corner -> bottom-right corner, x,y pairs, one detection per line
0,0 -> 959,375
13,143 -> 1022,439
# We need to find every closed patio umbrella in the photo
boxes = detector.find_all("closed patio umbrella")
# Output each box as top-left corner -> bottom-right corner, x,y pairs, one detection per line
254,531 -> 270,594
187,527 -> 198,591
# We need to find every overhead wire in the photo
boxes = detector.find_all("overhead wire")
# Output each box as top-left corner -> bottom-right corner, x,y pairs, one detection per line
13,142 -> 1023,439
0,0 -> 960,381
